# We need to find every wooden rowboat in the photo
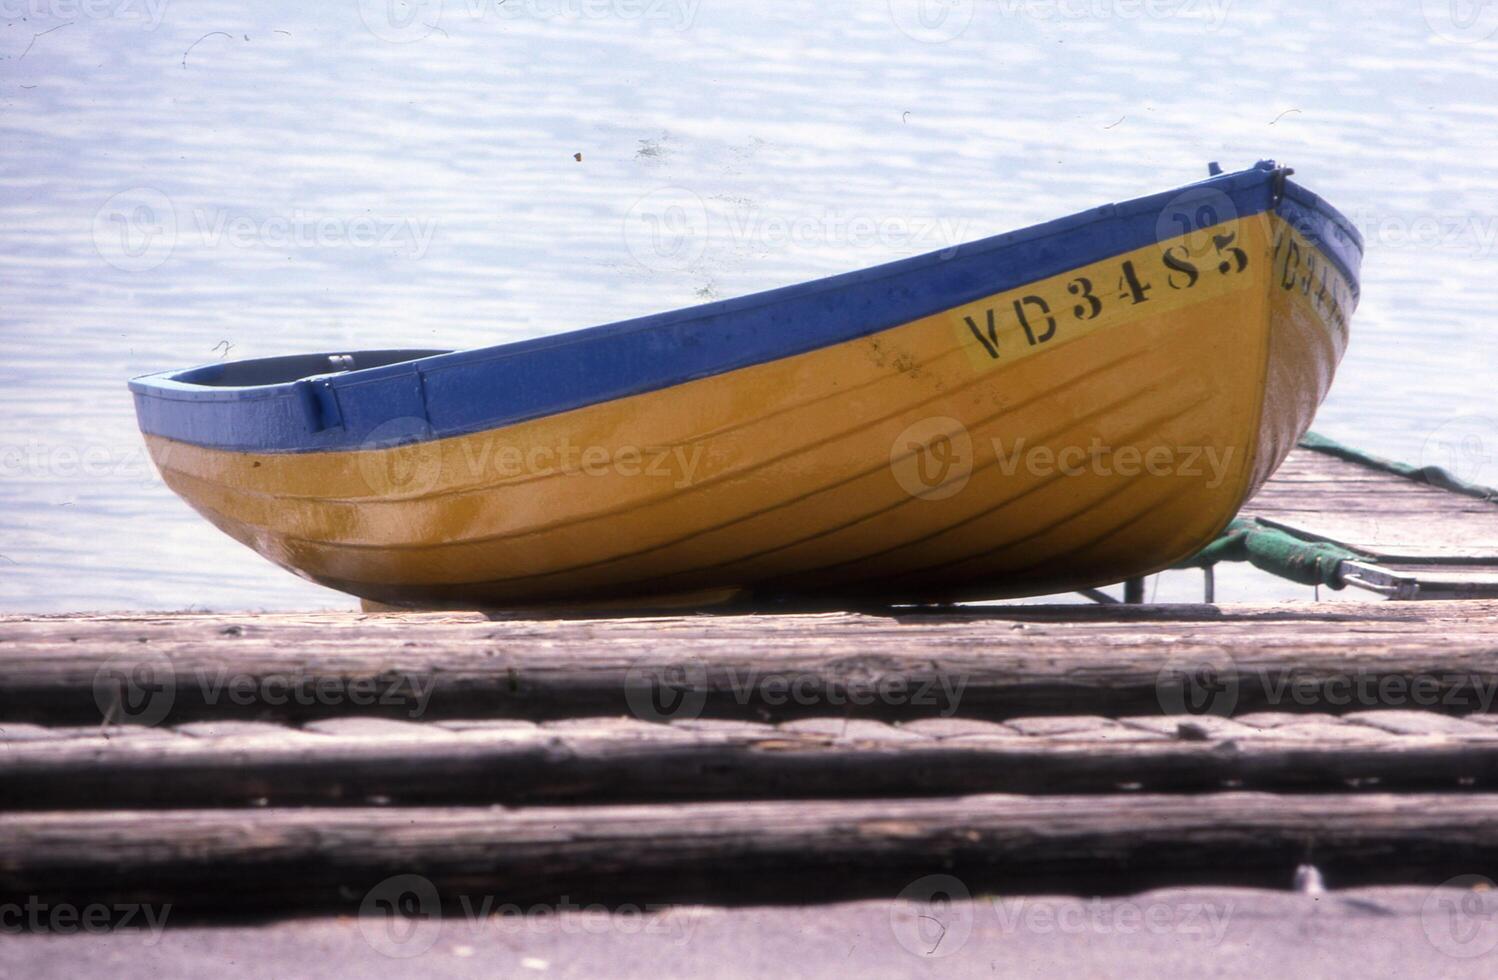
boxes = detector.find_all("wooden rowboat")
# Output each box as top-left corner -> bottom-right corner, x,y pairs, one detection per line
130,161 -> 1362,609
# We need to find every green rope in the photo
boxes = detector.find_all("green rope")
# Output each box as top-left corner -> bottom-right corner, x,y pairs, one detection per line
1175,429 -> 1498,591
1180,432 -> 1495,588
1299,431 -> 1498,504
1176,517 -> 1364,589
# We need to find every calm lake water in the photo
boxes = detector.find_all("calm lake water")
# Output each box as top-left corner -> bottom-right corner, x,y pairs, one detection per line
2,0 -> 1495,611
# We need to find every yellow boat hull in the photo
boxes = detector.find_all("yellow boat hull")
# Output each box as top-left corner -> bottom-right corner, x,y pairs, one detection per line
139,200 -> 1355,608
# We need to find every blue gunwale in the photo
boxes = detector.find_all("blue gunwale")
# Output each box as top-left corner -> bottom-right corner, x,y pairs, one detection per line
130,161 -> 1363,455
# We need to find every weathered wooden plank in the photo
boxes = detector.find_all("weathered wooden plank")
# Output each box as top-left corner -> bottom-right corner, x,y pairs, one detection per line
1243,447 -> 1498,561
1341,711 -> 1494,736
6,604 -> 1498,723
5,794 -> 1498,911
7,714 -> 1498,808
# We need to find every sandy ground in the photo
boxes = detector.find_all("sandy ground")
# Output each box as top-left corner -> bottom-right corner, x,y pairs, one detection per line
4,886 -> 1497,978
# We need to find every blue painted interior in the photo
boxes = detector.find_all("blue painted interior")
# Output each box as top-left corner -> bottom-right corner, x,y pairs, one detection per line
129,162 -> 1363,454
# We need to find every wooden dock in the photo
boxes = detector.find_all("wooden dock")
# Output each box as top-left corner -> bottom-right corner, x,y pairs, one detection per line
1222,439 -> 1498,598
4,603 -> 1498,974
1247,444 -> 1498,563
